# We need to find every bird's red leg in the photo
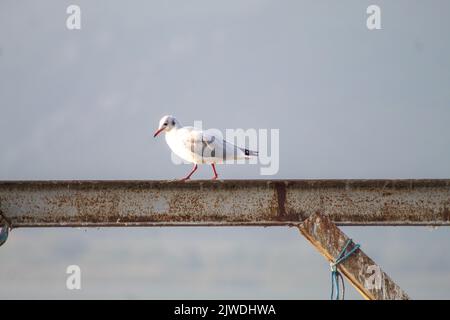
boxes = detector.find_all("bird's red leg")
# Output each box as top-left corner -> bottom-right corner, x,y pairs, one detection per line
211,163 -> 218,180
180,164 -> 198,181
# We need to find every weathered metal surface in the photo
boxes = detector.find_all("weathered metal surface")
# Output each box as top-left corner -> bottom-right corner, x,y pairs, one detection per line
0,180 -> 449,228
298,213 -> 410,300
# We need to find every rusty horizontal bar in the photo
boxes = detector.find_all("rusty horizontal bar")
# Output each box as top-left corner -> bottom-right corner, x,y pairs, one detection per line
0,180 -> 449,228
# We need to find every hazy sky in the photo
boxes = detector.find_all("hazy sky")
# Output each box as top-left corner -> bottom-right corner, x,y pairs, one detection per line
0,0 -> 449,299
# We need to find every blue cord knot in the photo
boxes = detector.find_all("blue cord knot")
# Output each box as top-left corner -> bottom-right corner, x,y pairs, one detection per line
330,238 -> 360,300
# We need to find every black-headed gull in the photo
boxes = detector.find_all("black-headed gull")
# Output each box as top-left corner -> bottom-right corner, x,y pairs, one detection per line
153,115 -> 258,180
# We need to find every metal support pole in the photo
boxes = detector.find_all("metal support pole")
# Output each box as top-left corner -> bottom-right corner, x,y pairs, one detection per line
298,212 -> 410,300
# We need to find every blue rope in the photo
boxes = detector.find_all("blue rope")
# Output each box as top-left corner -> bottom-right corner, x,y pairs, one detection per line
330,239 -> 360,300
0,225 -> 8,247
0,211 -> 10,247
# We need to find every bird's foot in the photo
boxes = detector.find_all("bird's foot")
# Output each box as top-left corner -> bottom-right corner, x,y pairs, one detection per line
179,177 -> 190,182
211,176 -> 218,180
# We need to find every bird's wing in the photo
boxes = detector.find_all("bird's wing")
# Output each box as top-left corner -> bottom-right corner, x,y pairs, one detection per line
179,127 -> 255,162
180,128 -> 214,149
178,128 -> 231,161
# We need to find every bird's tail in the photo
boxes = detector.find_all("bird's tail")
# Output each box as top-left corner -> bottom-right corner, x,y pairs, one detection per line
241,148 -> 259,158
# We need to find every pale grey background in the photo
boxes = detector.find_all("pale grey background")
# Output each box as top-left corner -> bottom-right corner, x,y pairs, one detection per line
0,0 -> 449,299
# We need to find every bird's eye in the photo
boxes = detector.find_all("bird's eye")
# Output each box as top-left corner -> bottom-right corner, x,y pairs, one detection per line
164,122 -> 168,126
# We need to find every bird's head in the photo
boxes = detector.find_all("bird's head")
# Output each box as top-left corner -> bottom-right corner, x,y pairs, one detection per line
153,115 -> 179,137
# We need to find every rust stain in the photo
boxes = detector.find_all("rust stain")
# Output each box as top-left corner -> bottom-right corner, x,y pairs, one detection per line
275,182 -> 286,218
443,207 -> 450,221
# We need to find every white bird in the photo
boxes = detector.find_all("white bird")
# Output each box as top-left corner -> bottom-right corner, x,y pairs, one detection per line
153,115 -> 258,180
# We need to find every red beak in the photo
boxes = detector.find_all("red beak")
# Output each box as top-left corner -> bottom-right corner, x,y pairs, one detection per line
153,127 -> 164,138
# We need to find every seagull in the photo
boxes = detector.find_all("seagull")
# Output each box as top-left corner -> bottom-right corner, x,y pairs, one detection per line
153,115 -> 258,180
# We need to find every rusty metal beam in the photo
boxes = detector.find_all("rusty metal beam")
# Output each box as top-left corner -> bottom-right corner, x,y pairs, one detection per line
298,212 -> 410,300
0,180 -> 449,228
